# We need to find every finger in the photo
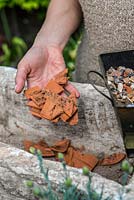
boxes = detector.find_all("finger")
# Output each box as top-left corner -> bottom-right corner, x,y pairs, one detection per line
64,82 -> 80,98
15,63 -> 30,93
61,92 -> 68,98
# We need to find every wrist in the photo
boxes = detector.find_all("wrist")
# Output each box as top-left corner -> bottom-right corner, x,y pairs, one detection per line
32,30 -> 69,52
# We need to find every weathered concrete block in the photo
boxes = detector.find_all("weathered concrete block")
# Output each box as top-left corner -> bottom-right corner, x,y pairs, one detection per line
0,67 -> 124,155
0,142 -> 134,199
0,67 -> 134,199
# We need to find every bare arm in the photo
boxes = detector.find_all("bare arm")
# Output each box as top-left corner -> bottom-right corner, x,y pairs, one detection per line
33,0 -> 82,50
15,0 -> 82,96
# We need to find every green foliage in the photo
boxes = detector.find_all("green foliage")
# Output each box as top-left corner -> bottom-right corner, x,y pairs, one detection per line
64,177 -> 72,188
58,152 -> 64,161
0,36 -> 27,66
121,160 -> 133,186
26,180 -> 34,188
0,0 -> 81,75
0,0 -> 50,11
63,33 -> 81,80
82,166 -> 90,176
116,160 -> 133,200
121,160 -> 133,175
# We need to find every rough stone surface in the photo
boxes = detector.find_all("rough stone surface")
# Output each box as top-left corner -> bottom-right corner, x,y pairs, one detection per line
0,67 -> 125,155
0,143 -> 130,200
0,142 -> 134,200
1,67 -> 134,199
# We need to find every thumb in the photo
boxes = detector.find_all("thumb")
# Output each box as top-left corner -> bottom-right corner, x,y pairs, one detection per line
15,63 -> 30,93
65,82 -> 80,98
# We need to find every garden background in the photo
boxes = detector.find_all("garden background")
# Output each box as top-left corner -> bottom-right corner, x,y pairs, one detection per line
0,0 -> 81,79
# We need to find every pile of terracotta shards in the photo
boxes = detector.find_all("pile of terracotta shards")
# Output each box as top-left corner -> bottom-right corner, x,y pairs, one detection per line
24,69 -> 78,125
106,66 -> 134,104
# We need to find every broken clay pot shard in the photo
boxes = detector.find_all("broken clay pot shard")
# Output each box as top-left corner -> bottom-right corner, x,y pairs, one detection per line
24,138 -> 126,171
24,86 -> 41,99
99,152 -> 126,166
64,146 -> 98,171
45,79 -> 64,94
51,139 -> 70,153
24,69 -> 79,125
23,140 -> 55,157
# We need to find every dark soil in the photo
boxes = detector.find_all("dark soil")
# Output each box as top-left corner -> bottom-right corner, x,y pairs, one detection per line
94,157 -> 134,184
93,163 -> 124,184
45,156 -> 133,185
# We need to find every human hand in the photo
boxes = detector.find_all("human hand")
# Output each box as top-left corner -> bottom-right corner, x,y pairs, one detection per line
15,45 -> 80,97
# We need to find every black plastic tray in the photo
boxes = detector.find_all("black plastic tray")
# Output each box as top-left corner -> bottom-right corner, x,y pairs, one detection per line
99,50 -> 134,157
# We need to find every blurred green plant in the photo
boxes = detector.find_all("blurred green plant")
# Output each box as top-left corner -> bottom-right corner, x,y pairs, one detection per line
0,6 -> 28,66
0,0 -> 82,76
0,0 -> 50,11
63,33 -> 82,80
0,36 -> 27,66
116,159 -> 133,200
121,159 -> 133,186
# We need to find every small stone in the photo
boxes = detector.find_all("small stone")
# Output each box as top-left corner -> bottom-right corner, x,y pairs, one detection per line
107,66 -> 134,105
118,66 -> 126,71
130,83 -> 134,90
107,76 -> 114,82
123,77 -> 130,84
114,77 -> 120,84
117,83 -> 123,93
122,95 -> 127,100
125,68 -> 133,75
129,76 -> 134,83
107,67 -> 115,74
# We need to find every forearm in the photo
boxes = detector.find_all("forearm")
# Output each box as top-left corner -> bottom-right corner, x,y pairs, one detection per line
33,0 -> 82,50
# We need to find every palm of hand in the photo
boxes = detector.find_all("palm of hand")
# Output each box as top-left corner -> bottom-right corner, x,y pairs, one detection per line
24,46 -> 66,88
16,45 -> 80,97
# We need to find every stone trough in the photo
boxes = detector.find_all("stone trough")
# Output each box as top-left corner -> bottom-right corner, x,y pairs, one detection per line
0,66 -> 134,199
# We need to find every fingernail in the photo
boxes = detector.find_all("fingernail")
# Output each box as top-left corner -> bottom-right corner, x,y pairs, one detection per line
15,84 -> 18,92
